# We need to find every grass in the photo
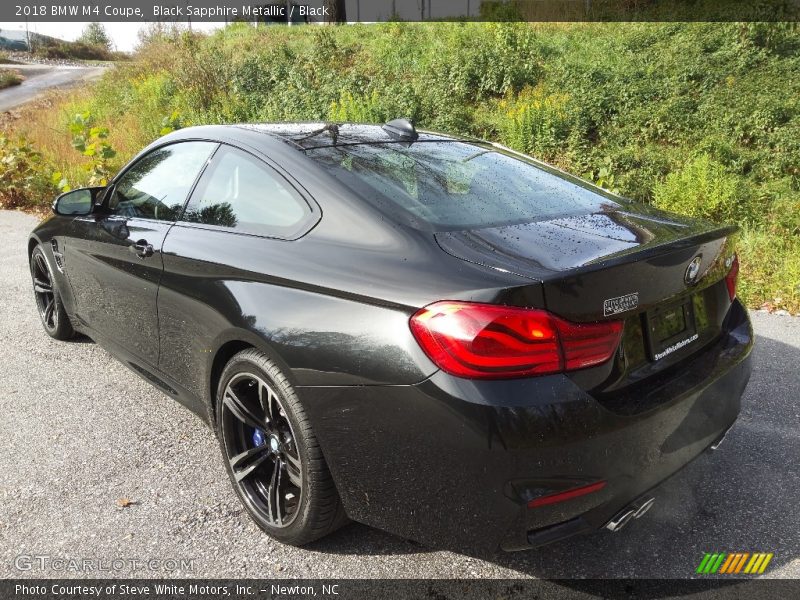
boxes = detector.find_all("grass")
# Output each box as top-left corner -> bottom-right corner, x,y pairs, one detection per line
31,39 -> 127,62
0,69 -> 23,89
1,22 -> 798,312
0,50 -> 19,65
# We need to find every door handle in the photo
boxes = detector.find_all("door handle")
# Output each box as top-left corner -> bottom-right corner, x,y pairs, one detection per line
131,239 -> 154,258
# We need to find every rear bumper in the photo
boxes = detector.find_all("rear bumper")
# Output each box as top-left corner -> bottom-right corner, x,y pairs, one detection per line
297,300 -> 753,552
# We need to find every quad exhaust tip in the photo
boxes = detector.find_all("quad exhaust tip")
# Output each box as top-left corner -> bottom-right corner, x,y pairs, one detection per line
605,497 -> 656,532
710,425 -> 734,451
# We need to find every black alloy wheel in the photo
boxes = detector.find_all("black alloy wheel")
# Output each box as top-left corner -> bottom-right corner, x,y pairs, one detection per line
221,372 -> 303,527
30,246 -> 74,340
216,349 -> 347,545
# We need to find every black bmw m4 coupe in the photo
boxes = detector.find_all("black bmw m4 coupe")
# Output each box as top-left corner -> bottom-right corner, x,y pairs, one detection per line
29,119 -> 752,551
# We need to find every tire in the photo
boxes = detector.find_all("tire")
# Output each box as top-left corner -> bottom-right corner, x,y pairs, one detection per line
215,348 -> 348,545
30,245 -> 75,341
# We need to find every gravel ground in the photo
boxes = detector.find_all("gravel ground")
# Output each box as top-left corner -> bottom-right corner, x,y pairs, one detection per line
0,209 -> 798,580
4,52 -> 114,67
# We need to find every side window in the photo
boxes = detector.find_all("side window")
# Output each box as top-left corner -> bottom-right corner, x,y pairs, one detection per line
108,141 -> 217,221
182,146 -> 311,238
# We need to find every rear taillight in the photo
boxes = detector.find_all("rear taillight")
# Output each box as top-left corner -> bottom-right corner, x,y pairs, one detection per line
725,254 -> 739,301
409,301 -> 623,379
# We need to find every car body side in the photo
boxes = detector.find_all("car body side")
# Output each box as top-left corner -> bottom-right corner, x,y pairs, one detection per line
29,125 -> 753,552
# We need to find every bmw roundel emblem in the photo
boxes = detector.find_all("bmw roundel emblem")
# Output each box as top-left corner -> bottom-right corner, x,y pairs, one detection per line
685,256 -> 702,285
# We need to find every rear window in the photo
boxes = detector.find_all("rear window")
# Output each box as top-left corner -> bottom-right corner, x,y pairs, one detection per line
304,141 -> 620,230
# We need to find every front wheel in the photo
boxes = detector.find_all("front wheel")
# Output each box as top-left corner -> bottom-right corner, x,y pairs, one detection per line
215,349 -> 348,545
30,245 -> 75,341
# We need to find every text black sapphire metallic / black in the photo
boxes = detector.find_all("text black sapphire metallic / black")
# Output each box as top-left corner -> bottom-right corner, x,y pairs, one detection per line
27,121 -> 753,552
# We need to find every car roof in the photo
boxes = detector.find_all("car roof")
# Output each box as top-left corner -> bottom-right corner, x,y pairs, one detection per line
229,122 -> 463,150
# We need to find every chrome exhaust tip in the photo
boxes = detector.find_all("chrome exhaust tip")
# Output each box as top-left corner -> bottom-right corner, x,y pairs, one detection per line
605,509 -> 636,532
633,497 -> 655,518
605,497 -> 656,532
710,425 -> 733,451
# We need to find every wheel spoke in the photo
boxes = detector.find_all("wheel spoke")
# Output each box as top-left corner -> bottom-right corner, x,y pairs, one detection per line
35,255 -> 50,280
230,444 -> 269,470
269,458 -> 283,526
223,388 -> 265,430
259,383 -> 277,425
43,299 -> 55,327
284,453 -> 302,487
33,278 -> 52,294
230,446 -> 271,483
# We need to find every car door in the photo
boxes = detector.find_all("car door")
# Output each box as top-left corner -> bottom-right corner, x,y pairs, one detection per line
157,144 -> 318,399
64,141 -> 218,363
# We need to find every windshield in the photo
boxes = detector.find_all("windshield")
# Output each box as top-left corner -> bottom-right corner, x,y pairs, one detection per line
304,141 -> 620,230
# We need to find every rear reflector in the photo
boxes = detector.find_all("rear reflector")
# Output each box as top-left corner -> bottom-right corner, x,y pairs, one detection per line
528,481 -> 607,508
409,301 -> 623,379
725,254 -> 739,301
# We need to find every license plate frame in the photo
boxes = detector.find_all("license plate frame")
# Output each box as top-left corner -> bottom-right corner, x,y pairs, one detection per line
645,297 -> 698,361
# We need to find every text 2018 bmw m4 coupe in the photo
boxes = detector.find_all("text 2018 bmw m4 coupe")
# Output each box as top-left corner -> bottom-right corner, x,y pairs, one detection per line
29,119 -> 752,551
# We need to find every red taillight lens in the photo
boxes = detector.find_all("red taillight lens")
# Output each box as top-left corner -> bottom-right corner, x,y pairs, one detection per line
725,254 -> 739,301
409,301 -> 623,379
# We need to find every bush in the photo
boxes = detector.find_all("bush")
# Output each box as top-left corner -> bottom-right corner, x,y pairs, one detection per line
738,229 -> 800,313
652,154 -> 750,224
329,90 -> 384,123
0,69 -> 23,89
33,39 -> 121,62
78,22 -> 112,52
496,85 -> 571,159
4,22 -> 799,311
0,136 -> 57,209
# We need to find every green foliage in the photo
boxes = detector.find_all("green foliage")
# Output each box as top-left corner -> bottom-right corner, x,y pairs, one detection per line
583,157 -> 621,195
160,110 -> 185,135
68,112 -> 117,187
738,228 -> 800,313
496,85 -> 571,159
329,90 -> 383,123
6,22 -> 799,310
78,22 -> 113,52
0,68 -> 23,89
34,39 -> 117,62
0,136 -> 56,208
653,154 -> 747,224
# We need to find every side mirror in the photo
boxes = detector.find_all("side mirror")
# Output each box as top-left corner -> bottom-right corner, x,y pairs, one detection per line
52,187 -> 105,216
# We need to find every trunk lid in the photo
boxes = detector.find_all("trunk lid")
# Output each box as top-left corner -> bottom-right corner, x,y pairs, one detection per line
435,204 -> 739,378
435,205 -> 736,320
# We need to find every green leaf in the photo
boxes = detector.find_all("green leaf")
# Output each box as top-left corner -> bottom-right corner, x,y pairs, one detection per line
71,136 -> 86,152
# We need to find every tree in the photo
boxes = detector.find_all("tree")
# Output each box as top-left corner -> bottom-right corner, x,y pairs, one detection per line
325,0 -> 347,23
78,22 -> 112,51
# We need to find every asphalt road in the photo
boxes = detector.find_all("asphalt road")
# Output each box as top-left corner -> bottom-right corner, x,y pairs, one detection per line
0,64 -> 105,112
0,209 -> 798,581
